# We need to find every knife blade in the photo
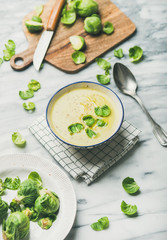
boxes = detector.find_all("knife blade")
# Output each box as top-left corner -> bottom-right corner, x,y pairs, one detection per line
33,0 -> 65,71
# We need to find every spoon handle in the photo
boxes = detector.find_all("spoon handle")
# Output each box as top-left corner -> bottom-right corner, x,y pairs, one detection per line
132,94 -> 167,147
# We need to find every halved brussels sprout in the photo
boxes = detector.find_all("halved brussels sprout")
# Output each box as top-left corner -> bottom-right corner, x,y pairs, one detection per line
25,20 -> 43,33
84,14 -> 102,35
34,189 -> 60,215
2,212 -> 30,240
69,36 -> 85,51
38,217 -> 53,230
74,0 -> 98,17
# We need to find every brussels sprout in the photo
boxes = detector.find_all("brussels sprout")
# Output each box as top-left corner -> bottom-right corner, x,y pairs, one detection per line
28,79 -> 41,91
96,74 -> 110,85
23,102 -> 35,111
61,10 -> 76,25
114,48 -> 124,58
9,199 -> 21,213
12,132 -> 26,148
68,123 -> 84,134
17,179 -> 40,206
0,198 -> 8,219
95,105 -> 111,117
71,51 -> 86,64
84,15 -> 102,35
31,16 -> 42,23
19,89 -> 34,100
22,207 -> 39,221
38,217 -> 53,230
69,36 -> 85,51
129,46 -> 143,62
85,128 -> 97,138
28,171 -> 43,188
2,212 -> 30,240
82,115 -> 95,127
103,21 -> 114,35
96,119 -> 107,127
4,176 -> 21,190
74,0 -> 98,17
34,189 -> 60,215
0,179 -> 6,195
25,20 -> 43,33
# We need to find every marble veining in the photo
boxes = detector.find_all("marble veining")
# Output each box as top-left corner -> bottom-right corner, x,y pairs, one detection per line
0,0 -> 167,239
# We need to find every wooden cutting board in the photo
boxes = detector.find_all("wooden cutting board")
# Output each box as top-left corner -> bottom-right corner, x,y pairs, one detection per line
10,0 -> 136,73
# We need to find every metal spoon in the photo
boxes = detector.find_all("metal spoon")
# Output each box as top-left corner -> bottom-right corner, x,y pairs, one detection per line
113,62 -> 167,147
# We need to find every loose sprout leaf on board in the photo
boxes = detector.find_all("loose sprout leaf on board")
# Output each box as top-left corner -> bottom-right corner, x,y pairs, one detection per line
68,123 -> 84,134
121,201 -> 138,216
61,10 -> 76,25
35,5 -> 44,16
122,177 -> 140,194
28,80 -> 41,91
114,48 -> 124,58
23,102 -> 35,111
129,46 -> 143,62
4,177 -> 21,190
96,58 -> 111,71
85,128 -> 96,138
95,105 -> 111,117
12,132 -> 26,147
96,119 -> 107,127
96,74 -> 110,85
72,51 -> 86,64
91,216 -> 109,231
103,21 -> 114,35
82,115 -> 95,127
19,89 -> 34,100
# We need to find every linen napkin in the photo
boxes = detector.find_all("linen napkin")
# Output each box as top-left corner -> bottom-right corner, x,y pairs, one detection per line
29,115 -> 140,185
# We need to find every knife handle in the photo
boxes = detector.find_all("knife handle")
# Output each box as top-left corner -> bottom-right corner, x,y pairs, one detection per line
47,0 -> 65,31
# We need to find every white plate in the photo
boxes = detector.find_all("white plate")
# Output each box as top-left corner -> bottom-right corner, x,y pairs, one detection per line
0,154 -> 77,240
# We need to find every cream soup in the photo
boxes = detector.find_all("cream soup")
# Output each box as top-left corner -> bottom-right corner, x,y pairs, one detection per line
49,87 -> 120,146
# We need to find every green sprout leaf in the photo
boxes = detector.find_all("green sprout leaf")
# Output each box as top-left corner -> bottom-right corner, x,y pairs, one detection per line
68,123 -> 84,134
23,102 -> 35,111
12,132 -> 26,147
69,36 -> 85,51
121,200 -> 138,216
35,5 -> 44,16
72,51 -> 86,64
0,198 -> 8,219
85,128 -> 96,138
129,46 -> 143,62
91,216 -> 109,231
19,89 -> 34,100
3,40 -> 16,61
0,58 -> 3,65
28,80 -> 41,91
114,48 -> 124,58
5,40 -> 16,51
83,115 -> 95,127
28,172 -> 43,188
4,177 -> 21,190
96,119 -> 107,127
96,58 -> 111,71
95,105 -> 111,117
103,21 -> 114,35
0,179 -> 6,195
96,74 -> 110,85
32,16 -> 42,23
122,177 -> 140,194
61,10 -> 76,25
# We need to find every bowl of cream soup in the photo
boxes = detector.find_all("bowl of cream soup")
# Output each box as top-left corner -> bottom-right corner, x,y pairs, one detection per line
46,82 -> 124,148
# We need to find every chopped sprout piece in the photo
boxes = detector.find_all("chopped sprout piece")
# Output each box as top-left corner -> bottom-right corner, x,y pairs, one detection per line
83,115 -> 95,127
61,10 -> 76,25
96,74 -> 110,85
19,89 -> 34,100
103,21 -> 114,35
84,15 -> 102,35
28,80 -> 41,91
35,5 -> 44,16
95,105 -> 111,117
68,123 -> 84,134
12,132 -> 26,147
32,16 -> 42,23
129,46 -> 143,62
96,58 -> 111,71
114,48 -> 124,58
4,176 -> 21,190
121,200 -> 138,216
23,102 -> 35,111
3,40 -> 16,61
96,119 -> 107,127
85,128 -> 96,138
69,36 -> 85,51
25,20 -> 43,33
122,177 -> 140,194
91,216 -> 109,231
72,51 -> 86,64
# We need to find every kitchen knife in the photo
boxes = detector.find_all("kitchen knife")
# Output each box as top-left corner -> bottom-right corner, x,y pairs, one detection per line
33,0 -> 65,71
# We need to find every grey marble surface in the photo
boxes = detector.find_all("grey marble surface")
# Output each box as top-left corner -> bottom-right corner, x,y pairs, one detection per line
0,0 -> 167,239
